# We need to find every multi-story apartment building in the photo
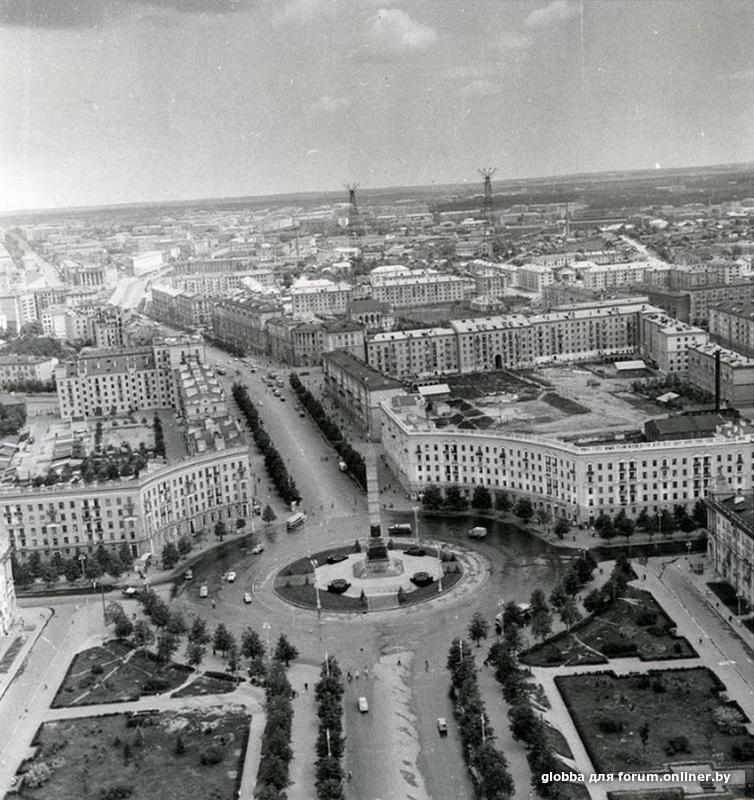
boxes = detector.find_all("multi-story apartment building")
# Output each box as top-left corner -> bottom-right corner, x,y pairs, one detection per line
290,278 -> 352,317
709,300 -> 754,358
0,356 -> 58,387
472,268 -> 510,299
210,297 -> 283,356
639,313 -> 708,373
369,266 -> 474,308
639,283 -> 754,325
581,261 -> 657,291
172,258 -> 254,275
367,327 -> 459,379
150,284 -> 212,331
668,262 -> 743,289
322,351 -> 405,439
348,299 -> 395,332
0,291 -> 37,334
175,361 -> 228,421
266,318 -> 324,366
170,271 -> 265,296
1,445 -> 250,562
687,344 -> 754,408
706,490 -> 754,611
54,337 -> 205,419
0,531 -> 17,635
321,320 -> 366,360
381,395 -> 753,523
515,264 -> 555,293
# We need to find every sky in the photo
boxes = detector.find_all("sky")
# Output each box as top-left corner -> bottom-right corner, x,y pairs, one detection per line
1,0 -> 754,212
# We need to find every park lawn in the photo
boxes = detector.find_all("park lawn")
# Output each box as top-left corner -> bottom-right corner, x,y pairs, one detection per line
172,673 -> 239,698
16,706 -> 249,800
52,642 -> 191,708
556,667 -> 754,773
276,583 -> 364,611
399,570 -> 462,606
521,587 -> 696,667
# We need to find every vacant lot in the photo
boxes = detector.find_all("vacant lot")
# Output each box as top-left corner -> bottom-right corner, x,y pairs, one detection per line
52,641 -> 191,707
16,707 -> 249,800
521,587 -> 696,667
556,668 -> 754,772
444,370 -> 541,401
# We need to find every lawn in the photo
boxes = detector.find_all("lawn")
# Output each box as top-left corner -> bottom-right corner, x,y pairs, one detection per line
172,673 -> 240,699
540,392 -> 590,415
556,667 -> 754,773
275,583 -> 365,611
521,587 -> 697,667
52,641 -> 192,708
14,706 -> 249,800
444,370 -> 540,401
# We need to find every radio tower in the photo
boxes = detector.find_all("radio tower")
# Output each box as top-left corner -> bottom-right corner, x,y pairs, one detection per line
344,183 -> 360,238
478,167 -> 496,226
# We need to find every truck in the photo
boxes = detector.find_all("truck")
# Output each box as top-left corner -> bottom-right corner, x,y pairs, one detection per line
286,511 -> 307,531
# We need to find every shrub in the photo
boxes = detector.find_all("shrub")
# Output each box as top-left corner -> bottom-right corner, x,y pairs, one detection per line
598,717 -> 624,734
665,735 -> 691,756
646,624 -> 669,637
730,738 -> 754,761
636,610 -> 657,626
91,664 -> 104,676
199,745 -> 224,766
100,785 -> 134,800
652,679 -> 666,693
713,705 -> 744,735
143,677 -> 170,693
24,762 -> 52,788
601,641 -> 638,657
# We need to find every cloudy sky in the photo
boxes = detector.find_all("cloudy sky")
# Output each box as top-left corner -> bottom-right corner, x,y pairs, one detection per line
1,0 -> 753,212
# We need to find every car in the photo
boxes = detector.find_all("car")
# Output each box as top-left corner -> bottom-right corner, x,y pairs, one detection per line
243,592 -> 252,604
298,409 -> 305,417
411,571 -> 433,587
184,569 -> 193,581
227,571 -> 237,583
279,395 -> 286,402
326,554 -> 348,565
273,389 -> 280,397
338,460 -> 347,472
251,543 -> 265,554
437,717 -> 448,736
327,578 -> 351,594
405,546 -> 426,557
357,696 -> 369,713
122,586 -> 138,598
252,500 -> 262,515
199,584 -> 208,598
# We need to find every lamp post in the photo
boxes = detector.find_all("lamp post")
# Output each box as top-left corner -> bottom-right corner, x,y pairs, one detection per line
437,545 -> 443,593
413,506 -> 420,544
78,553 -> 87,580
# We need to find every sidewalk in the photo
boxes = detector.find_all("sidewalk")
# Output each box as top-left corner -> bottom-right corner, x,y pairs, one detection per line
0,606 -> 52,702
286,661 -> 321,800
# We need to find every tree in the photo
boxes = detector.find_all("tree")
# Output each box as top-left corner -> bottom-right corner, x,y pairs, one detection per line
692,498 -> 708,529
531,609 -> 553,643
262,505 -> 277,525
535,508 -> 551,528
502,600 -> 525,630
513,498 -> 533,521
115,615 -> 134,640
502,623 -> 525,654
227,642 -> 241,674
104,601 -> 127,627
471,485 -> 492,511
638,721 -> 650,752
214,520 -> 227,541
186,641 -> 205,669
468,612 -> 490,647
40,563 -> 58,586
422,484 -> 443,511
509,701 -> 539,742
157,631 -> 179,663
177,535 -> 193,557
495,491 -> 512,513
443,485 -> 468,512
659,508 -> 676,535
241,627 -> 265,661
529,588 -> 549,617
161,542 -> 179,570
213,623 -> 234,656
188,616 -> 211,646
636,508 -> 652,531
166,610 -> 187,637
559,597 -> 582,631
553,517 -> 570,540
132,620 -> 154,653
615,514 -> 635,544
273,634 -> 299,667
147,596 -> 170,629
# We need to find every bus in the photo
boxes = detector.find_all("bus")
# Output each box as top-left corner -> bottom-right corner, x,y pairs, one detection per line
387,523 -> 413,536
286,511 -> 307,531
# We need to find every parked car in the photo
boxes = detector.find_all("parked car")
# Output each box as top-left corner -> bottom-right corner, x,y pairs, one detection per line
199,584 -> 208,598
298,409 -> 306,417
251,543 -> 265,554
279,395 -> 286,402
252,500 -> 262,515
338,460 -> 347,472
437,717 -> 448,736
243,592 -> 252,604
411,571 -> 433,587
122,586 -> 138,598
227,571 -> 237,583
405,546 -> 426,557
326,554 -> 348,565
328,579 -> 351,594
357,696 -> 369,713
184,569 -> 193,581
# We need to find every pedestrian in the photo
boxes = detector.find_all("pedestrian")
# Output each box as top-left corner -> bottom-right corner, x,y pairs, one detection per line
347,671 -> 352,682
347,770 -> 352,782
364,667 -> 369,679
425,660 -> 429,672
304,682 -> 308,691
354,670 -> 360,680
397,658 -> 401,667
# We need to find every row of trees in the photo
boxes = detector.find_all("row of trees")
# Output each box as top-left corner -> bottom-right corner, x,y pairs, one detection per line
486,626 -> 568,798
421,484 -> 541,523
12,542 -> 135,588
152,413 -> 165,458
232,383 -> 301,506
447,636 -> 514,800
160,535 -> 194,569
314,656 -> 346,800
0,378 -> 54,393
594,501 -> 706,542
289,373 -> 366,489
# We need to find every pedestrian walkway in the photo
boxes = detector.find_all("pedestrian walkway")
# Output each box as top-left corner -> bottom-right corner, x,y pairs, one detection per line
286,662 -> 321,800
0,606 -> 52,701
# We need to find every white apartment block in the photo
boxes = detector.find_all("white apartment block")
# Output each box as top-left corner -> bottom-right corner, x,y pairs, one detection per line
688,344 -> 754,407
706,491 -> 754,610
0,532 -> 17,634
290,278 -> 352,317
516,264 -> 556,293
1,446 -> 250,561
381,396 -> 752,523
170,271 -> 263,296
0,355 -> 58,387
151,284 -> 212,330
581,260 -> 654,291
639,313 -> 708,373
175,361 -> 227,421
367,327 -> 459,379
369,266 -> 475,308
55,338 -> 206,419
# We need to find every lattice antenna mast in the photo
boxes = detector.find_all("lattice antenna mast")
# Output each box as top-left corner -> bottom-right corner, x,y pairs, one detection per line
478,167 -> 496,225
344,183 -> 360,237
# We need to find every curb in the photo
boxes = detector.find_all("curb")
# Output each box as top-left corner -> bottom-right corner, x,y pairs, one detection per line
0,606 -> 54,702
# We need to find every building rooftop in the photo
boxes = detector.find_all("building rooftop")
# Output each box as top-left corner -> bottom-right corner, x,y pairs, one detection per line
642,312 -> 706,335
688,342 -> 754,367
323,350 -> 403,391
370,326 -> 455,343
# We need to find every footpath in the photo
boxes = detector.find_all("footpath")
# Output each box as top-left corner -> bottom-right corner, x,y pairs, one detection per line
0,606 -> 52,702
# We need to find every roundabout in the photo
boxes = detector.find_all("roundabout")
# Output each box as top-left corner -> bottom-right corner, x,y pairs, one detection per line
272,538 -> 470,613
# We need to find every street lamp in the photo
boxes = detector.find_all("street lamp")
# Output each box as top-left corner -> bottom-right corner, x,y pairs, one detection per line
437,545 -> 443,593
413,506 -> 420,544
78,553 -> 87,579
